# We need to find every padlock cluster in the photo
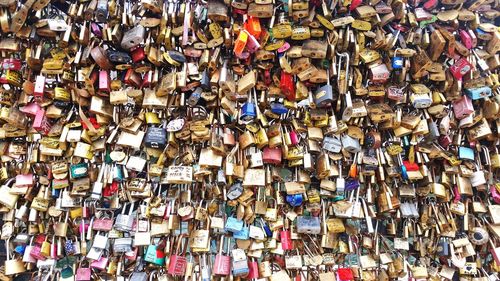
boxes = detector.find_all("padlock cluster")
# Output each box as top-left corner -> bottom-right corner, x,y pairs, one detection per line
0,0 -> 499,280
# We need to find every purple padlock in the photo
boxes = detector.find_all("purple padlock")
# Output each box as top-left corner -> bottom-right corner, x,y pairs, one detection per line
344,178 -> 360,191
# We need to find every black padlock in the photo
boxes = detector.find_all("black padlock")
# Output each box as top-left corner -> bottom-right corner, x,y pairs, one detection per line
144,126 -> 167,149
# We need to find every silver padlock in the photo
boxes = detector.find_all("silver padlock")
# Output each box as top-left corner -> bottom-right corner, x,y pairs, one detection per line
121,25 -> 146,50
341,134 -> 361,153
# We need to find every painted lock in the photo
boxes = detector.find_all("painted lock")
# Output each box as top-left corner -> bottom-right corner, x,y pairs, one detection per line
392,49 -> 403,69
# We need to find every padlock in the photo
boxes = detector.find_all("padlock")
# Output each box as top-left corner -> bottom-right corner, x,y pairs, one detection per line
231,248 -> 249,277
314,69 -> 333,107
280,71 -> 295,101
392,49 -> 403,69
240,90 -> 257,122
213,236 -> 231,275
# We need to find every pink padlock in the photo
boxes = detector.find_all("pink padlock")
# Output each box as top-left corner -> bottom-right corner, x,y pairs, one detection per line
15,173 -> 33,188
459,30 -> 473,49
223,128 -> 236,146
75,260 -> 92,281
245,31 -> 261,54
452,95 -> 474,120
289,129 -> 299,146
90,256 -> 109,270
247,258 -> 260,279
79,221 -> 90,235
98,70 -> 110,93
168,236 -> 188,276
491,184 -> 500,204
33,109 -> 52,135
82,202 -> 90,219
280,229 -> 293,250
20,102 -> 41,117
213,236 -> 231,275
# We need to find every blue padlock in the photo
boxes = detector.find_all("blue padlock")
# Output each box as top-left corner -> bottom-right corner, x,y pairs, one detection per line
392,50 -> 403,69
260,218 -> 273,237
458,146 -> 475,161
52,188 -> 61,198
240,102 -> 256,121
233,224 -> 250,240
270,102 -> 288,115
225,216 -> 244,233
286,193 -> 303,207
401,164 -> 408,181
465,86 -> 492,100
345,178 -> 360,191
14,245 -> 25,255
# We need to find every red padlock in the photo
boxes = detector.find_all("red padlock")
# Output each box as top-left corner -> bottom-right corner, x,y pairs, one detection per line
141,70 -> 153,89
280,71 -> 295,101
2,58 -> 22,71
263,147 -> 282,165
438,135 -> 452,148
337,268 -> 354,281
247,258 -> 259,279
263,69 -> 272,86
124,68 -> 142,88
280,229 -> 293,250
213,236 -> 231,275
423,0 -> 438,10
168,235 -> 188,276
449,57 -> 472,80
131,46 -> 145,63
